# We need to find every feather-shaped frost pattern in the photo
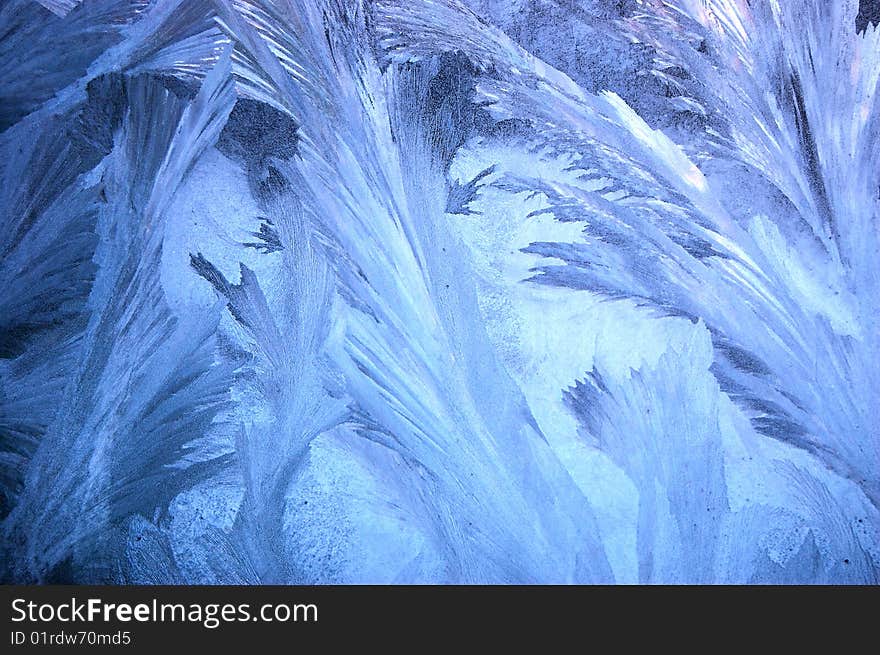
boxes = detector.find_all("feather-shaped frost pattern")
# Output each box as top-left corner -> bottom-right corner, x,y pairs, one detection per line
0,0 -> 876,583
566,323 -> 729,584
2,51 -> 237,582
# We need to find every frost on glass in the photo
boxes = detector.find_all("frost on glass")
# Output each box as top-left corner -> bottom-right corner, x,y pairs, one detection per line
0,0 -> 877,584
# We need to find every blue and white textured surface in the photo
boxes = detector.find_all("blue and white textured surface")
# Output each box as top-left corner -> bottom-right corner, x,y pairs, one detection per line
0,0 -> 878,584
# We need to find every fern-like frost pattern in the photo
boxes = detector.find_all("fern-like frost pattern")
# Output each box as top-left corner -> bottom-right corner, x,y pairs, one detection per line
0,0 -> 877,584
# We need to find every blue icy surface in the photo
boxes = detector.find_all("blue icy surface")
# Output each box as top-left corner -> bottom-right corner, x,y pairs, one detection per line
0,0 -> 878,583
